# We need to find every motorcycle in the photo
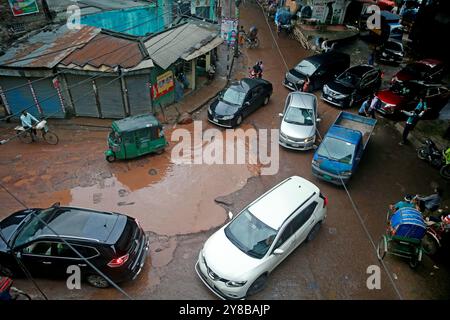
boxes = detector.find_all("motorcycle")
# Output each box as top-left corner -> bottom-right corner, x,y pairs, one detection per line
417,138 -> 450,180
248,67 -> 262,79
245,36 -> 260,49
422,209 -> 450,255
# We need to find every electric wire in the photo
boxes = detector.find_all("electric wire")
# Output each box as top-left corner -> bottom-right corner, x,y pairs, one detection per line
0,182 -> 134,300
255,0 -> 404,300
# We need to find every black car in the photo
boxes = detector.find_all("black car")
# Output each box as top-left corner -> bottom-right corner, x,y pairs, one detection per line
377,39 -> 404,64
322,64 -> 382,108
0,205 -> 149,288
208,78 -> 273,128
283,51 -> 350,91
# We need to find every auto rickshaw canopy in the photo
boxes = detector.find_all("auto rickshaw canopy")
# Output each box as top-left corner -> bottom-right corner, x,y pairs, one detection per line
112,114 -> 161,134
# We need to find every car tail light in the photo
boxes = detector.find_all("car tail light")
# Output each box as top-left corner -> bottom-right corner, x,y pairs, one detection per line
107,254 -> 129,268
320,193 -> 328,207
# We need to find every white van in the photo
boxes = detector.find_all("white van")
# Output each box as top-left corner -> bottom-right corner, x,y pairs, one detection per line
195,176 -> 328,299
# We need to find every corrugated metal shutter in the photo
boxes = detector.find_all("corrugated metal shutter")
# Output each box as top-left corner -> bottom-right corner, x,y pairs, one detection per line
126,75 -> 152,115
31,78 -> 65,118
96,77 -> 125,119
66,74 -> 99,117
0,76 -> 40,118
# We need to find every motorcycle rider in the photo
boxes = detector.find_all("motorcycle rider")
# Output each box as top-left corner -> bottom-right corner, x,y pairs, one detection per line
247,26 -> 258,46
389,194 -> 418,212
251,61 -> 263,79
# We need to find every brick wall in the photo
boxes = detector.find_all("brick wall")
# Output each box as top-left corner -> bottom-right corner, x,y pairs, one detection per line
0,0 -> 49,52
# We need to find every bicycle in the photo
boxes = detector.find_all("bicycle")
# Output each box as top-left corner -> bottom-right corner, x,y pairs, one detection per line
15,120 -> 59,145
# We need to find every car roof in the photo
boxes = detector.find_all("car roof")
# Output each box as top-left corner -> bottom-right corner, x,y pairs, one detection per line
287,92 -> 316,110
304,51 -> 349,65
248,176 -> 319,230
113,114 -> 160,133
345,64 -> 376,77
229,78 -> 269,92
417,58 -> 442,67
34,206 -> 124,243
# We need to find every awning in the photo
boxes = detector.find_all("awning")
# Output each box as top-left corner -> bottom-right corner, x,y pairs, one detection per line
182,36 -> 223,61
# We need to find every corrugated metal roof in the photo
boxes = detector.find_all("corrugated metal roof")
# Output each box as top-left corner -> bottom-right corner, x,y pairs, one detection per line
61,33 -> 145,69
0,26 -> 101,69
144,22 -> 220,69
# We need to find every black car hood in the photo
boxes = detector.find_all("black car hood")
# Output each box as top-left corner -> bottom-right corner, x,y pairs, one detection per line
286,68 -> 307,82
0,209 -> 33,252
210,99 -> 239,116
325,80 -> 355,95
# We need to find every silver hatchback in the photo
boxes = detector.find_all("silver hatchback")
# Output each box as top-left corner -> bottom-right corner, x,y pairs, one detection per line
279,92 -> 320,150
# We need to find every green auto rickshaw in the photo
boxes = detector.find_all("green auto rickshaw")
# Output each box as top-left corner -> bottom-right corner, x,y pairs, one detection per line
105,114 -> 168,162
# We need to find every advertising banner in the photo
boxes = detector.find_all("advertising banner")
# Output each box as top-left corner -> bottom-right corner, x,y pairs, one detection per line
152,71 -> 174,99
8,0 -> 40,17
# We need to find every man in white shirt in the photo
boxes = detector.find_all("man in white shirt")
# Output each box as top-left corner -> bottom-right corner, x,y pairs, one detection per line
20,110 -> 39,140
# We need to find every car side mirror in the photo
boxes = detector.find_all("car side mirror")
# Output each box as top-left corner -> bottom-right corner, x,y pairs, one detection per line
228,211 -> 234,220
279,113 -> 284,117
273,248 -> 284,255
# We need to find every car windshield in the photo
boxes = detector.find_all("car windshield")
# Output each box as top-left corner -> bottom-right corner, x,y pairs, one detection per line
224,209 -> 277,259
13,208 -> 57,247
284,107 -> 314,126
221,88 -> 246,106
294,60 -> 317,76
317,137 -> 356,164
390,82 -> 418,96
404,63 -> 431,76
109,131 -> 121,144
337,71 -> 360,87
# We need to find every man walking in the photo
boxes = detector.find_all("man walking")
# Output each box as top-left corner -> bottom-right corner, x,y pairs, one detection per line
399,108 -> 424,145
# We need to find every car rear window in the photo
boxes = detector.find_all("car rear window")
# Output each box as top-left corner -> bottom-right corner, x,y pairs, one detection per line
114,218 -> 138,253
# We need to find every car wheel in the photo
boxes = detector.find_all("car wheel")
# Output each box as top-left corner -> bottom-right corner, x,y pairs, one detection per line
0,264 -> 14,277
417,147 -> 428,160
306,222 -> 321,242
246,274 -> 268,297
86,274 -> 110,288
263,95 -> 270,106
106,154 -> 116,163
235,115 -> 243,126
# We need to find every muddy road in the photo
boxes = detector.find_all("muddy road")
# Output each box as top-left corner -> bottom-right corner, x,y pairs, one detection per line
0,2 -> 449,300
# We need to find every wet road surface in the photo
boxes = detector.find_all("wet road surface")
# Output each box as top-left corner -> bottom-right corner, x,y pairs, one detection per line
0,1 -> 449,300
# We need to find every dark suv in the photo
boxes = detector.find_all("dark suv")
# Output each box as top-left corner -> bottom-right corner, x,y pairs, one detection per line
283,51 -> 350,92
0,205 -> 149,288
322,64 -> 382,108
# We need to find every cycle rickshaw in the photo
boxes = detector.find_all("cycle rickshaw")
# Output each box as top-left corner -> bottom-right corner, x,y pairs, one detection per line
377,207 -> 426,268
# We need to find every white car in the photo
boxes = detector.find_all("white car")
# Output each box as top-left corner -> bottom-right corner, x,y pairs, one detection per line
195,176 -> 327,299
279,92 -> 321,150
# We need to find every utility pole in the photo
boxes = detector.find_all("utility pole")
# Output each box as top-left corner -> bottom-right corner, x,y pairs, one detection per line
234,0 -> 241,58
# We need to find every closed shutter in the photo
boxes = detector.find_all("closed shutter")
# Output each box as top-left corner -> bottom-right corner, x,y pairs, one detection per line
126,75 -> 152,115
0,76 -> 40,118
31,78 -> 65,118
65,74 -> 99,117
96,77 -> 125,119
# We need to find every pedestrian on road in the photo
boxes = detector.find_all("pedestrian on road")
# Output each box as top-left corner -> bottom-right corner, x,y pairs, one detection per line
399,108 -> 424,145
367,95 -> 379,119
358,97 -> 372,117
368,50 -> 375,65
416,187 -> 443,213
302,76 -> 310,92
238,26 -> 246,47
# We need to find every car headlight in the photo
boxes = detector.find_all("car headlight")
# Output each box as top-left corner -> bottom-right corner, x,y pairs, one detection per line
382,52 -> 387,57
312,159 -> 319,167
221,115 -> 235,120
323,85 -> 329,95
382,103 -> 395,113
340,170 -> 352,177
208,107 -> 213,115
225,280 -> 247,287
304,136 -> 315,143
